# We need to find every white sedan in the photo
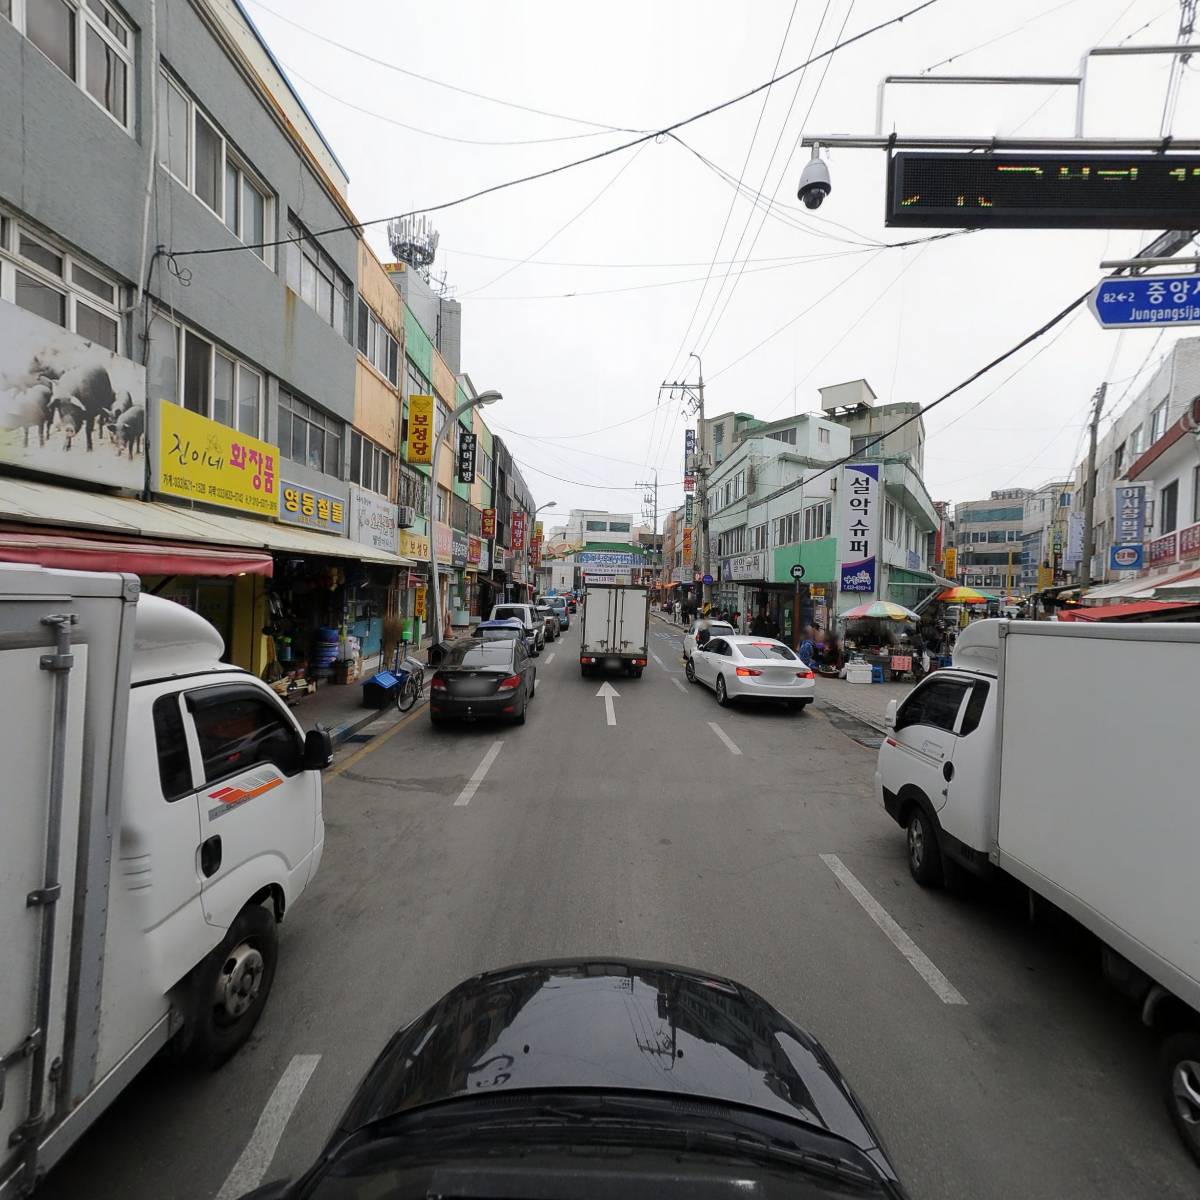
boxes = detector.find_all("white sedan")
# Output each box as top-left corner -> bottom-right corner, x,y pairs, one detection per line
683,618 -> 736,660
686,635 -> 815,711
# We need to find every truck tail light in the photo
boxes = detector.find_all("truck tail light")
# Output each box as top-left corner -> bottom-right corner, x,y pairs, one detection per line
430,676 -> 448,691
735,667 -> 762,677
497,674 -> 522,692
634,658 -> 646,667
797,669 -> 814,679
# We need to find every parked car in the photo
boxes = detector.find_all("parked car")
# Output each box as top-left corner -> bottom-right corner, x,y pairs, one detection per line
683,618 -> 735,660
475,617 -> 534,655
490,603 -> 544,654
536,604 -> 560,642
686,635 -> 815,711
429,638 -> 537,726
548,596 -> 570,629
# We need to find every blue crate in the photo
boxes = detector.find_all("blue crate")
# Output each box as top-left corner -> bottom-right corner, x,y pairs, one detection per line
871,665 -> 885,684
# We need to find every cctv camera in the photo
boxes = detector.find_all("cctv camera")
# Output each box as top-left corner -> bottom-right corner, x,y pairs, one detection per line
797,155 -> 831,210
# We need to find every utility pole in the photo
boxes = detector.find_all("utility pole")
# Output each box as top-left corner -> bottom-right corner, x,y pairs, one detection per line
661,353 -> 711,608
636,470 -> 659,587
1077,382 -> 1107,588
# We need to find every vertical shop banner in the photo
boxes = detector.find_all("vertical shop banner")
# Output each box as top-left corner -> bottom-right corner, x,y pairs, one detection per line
511,511 -> 527,550
1109,483 -> 1147,570
683,475 -> 695,494
156,400 -> 277,514
534,520 -> 544,540
482,507 -> 496,538
682,527 -> 693,559
685,496 -> 694,525
1063,510 -> 1085,570
1,304 -> 147,489
530,539 -> 542,568
349,485 -> 399,554
414,586 -> 427,619
479,541 -> 491,572
457,430 -> 477,483
406,394 -> 434,463
435,525 -> 452,563
451,531 -> 469,567
467,535 -> 481,564
838,463 -> 879,592
944,546 -> 957,578
684,428 -> 697,471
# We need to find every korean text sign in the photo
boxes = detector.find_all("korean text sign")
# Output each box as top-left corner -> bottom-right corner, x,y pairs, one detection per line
457,430 -> 477,484
482,507 -> 496,538
1114,484 -> 1147,543
511,511 -> 527,550
156,401 -> 277,515
838,463 -> 880,592
279,479 -> 347,533
407,394 -> 434,464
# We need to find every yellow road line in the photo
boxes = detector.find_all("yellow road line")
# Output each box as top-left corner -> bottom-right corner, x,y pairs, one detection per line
325,705 -> 425,778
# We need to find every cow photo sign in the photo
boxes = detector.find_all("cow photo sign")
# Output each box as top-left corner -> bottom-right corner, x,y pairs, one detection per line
0,302 -> 147,490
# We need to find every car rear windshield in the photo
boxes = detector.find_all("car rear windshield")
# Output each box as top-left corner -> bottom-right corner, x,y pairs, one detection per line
738,642 -> 797,661
479,628 -> 519,641
493,607 -> 527,622
441,644 -> 514,669
708,622 -> 735,635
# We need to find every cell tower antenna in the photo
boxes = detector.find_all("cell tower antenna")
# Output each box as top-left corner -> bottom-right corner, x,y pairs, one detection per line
388,214 -> 440,282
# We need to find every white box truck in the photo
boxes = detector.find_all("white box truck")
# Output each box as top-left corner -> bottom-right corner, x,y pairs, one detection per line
0,565 -> 329,1197
875,618 -> 1200,1161
579,584 -> 649,678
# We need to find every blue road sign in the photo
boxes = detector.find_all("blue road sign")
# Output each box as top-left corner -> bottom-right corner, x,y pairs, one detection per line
1089,274 -> 1200,329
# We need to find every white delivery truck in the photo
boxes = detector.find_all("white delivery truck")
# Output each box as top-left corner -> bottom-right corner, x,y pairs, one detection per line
579,583 -> 649,678
875,618 -> 1200,1161
0,565 -> 329,1197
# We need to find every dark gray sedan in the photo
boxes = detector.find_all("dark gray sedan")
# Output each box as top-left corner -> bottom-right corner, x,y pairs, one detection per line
428,639 -> 536,726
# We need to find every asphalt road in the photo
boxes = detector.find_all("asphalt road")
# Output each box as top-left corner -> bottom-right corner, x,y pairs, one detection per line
41,613 -> 1196,1199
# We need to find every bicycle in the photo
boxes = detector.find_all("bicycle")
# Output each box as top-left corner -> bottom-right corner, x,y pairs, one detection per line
391,646 -> 427,713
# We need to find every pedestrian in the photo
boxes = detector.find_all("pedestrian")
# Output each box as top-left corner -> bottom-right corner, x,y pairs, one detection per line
797,624 -> 816,667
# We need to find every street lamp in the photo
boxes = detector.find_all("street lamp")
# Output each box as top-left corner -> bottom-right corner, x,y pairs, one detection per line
427,389 -> 501,647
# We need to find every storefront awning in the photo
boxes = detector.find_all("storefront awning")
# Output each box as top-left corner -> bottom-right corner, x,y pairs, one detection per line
0,530 -> 273,577
1082,565 -> 1200,605
0,476 -> 416,569
1059,600 -> 1197,621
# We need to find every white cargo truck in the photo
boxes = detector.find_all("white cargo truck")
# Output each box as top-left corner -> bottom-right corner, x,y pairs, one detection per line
579,583 -> 649,678
0,565 -> 330,1197
875,618 -> 1200,1162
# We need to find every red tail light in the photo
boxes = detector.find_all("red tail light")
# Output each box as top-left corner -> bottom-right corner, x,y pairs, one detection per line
497,674 -> 522,692
797,669 -> 814,679
735,666 -> 762,677
430,676 -> 448,691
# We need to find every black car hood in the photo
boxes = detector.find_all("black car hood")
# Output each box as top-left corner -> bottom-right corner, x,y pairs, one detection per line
335,959 -> 893,1174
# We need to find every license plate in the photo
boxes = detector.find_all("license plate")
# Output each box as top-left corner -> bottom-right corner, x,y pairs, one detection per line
457,679 -> 492,696
604,657 -> 621,669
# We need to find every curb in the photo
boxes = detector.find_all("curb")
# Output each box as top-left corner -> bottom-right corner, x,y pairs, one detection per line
324,694 -> 428,745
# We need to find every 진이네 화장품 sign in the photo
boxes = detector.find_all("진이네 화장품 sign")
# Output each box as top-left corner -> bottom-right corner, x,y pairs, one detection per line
839,463 -> 879,592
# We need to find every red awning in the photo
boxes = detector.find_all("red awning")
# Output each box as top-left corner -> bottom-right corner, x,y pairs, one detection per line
0,531 -> 273,577
1059,600 -> 1195,622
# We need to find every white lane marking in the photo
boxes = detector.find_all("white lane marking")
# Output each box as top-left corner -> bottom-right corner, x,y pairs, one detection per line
215,1054 -> 321,1200
546,652 -> 555,663
707,721 -> 742,756
820,853 -> 968,1005
650,651 -> 665,666
454,741 -> 504,806
671,677 -> 688,694
596,681 -> 619,726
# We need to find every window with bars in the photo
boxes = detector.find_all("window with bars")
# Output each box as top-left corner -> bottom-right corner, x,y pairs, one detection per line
356,299 -> 399,384
397,466 -> 428,513
451,493 -> 469,532
286,214 -> 351,336
0,215 -> 122,351
158,68 -> 273,261
349,430 -> 393,498
278,388 -> 343,476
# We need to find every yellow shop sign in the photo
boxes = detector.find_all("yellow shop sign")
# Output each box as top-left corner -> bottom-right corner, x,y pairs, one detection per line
156,401 -> 278,516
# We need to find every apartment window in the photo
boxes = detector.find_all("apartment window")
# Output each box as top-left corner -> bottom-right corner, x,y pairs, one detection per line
0,219 -> 122,351
773,512 -> 800,546
585,520 -> 607,532
287,214 -> 350,334
733,471 -> 745,500
159,69 -> 274,260
349,431 -> 393,498
1151,401 -> 1169,444
436,487 -> 449,523
851,435 -> 871,455
1113,442 -> 1125,475
818,426 -> 830,446
478,447 -> 494,488
609,520 -> 631,532
751,523 -> 767,551
804,500 -> 832,541
10,0 -> 132,129
884,500 -> 897,542
278,388 -> 343,476
171,328 -> 261,436
1160,480 -> 1179,534
356,300 -> 399,384
1129,424 -> 1143,456
713,423 -> 724,445
406,361 -> 432,399
434,397 -> 451,436
768,427 -> 797,446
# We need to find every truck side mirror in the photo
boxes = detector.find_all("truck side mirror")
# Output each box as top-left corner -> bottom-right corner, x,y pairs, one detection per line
303,727 -> 333,770
884,700 -> 898,731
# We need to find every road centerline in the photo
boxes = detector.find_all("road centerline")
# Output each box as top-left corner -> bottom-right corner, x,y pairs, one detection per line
454,741 -> 504,807
707,721 -> 742,756
215,1054 -> 321,1200
820,853 -> 968,1005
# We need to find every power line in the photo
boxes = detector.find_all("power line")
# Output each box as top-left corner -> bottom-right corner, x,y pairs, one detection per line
919,0 -> 1088,74
514,456 -> 683,491
169,0 -> 943,258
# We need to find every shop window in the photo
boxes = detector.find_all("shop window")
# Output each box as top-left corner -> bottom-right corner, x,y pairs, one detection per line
279,388 -> 343,477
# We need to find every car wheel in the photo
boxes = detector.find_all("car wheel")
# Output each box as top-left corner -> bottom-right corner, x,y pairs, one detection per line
529,674 -> 536,699
906,806 -> 942,887
513,691 -> 528,725
1162,1033 -> 1200,1165
715,676 -> 729,707
430,712 -> 446,728
685,658 -> 696,684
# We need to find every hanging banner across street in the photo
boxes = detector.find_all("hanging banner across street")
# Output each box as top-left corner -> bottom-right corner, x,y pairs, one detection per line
457,430 -> 476,483
406,394 -> 434,464
839,463 -> 880,592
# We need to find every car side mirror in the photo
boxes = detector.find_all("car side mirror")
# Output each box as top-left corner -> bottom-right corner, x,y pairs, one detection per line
303,727 -> 333,771
884,700 -> 898,731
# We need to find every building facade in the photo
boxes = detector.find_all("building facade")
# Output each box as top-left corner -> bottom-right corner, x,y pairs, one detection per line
953,490 -> 1030,596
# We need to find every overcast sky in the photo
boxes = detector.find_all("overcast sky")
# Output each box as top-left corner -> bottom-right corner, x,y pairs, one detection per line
245,0 -> 1199,526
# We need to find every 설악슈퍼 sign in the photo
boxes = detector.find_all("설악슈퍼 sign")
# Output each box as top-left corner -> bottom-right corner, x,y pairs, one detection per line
839,463 -> 879,592
279,480 -> 347,534
156,400 -> 276,515
406,394 -> 434,464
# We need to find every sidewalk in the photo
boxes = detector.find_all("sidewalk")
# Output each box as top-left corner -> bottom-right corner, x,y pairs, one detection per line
812,674 -> 915,732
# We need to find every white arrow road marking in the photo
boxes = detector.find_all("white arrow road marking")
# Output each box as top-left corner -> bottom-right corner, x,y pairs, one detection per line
215,1054 -> 321,1200
820,854 -> 968,1005
671,678 -> 688,694
595,680 -> 620,726
707,721 -> 742,756
454,741 -> 504,806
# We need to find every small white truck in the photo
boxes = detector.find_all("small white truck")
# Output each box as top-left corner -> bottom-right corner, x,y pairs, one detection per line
579,584 -> 649,678
1,565 -> 329,1196
875,618 -> 1200,1162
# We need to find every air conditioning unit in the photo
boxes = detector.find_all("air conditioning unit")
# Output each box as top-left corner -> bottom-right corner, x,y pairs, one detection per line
396,505 -> 416,528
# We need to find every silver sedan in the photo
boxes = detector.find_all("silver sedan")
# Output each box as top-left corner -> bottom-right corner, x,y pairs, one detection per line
686,635 -> 815,711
